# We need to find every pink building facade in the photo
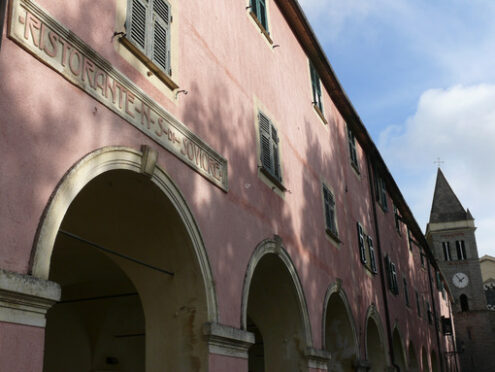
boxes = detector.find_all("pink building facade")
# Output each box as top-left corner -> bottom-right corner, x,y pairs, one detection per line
0,0 -> 457,371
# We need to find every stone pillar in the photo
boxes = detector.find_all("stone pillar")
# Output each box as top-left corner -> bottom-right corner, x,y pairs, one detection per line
203,322 -> 255,372
353,359 -> 371,372
0,269 -> 60,372
306,347 -> 332,371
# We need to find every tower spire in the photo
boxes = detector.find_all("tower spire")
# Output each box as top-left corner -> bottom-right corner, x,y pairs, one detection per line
429,168 -> 470,223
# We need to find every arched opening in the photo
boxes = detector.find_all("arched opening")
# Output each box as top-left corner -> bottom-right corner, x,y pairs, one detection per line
421,346 -> 429,372
408,342 -> 419,372
365,313 -> 387,371
431,350 -> 439,372
324,291 -> 358,371
245,250 -> 309,372
392,328 -> 406,371
460,294 -> 469,312
42,168 -> 211,371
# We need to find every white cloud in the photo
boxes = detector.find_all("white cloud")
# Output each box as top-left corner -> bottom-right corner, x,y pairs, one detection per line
379,84 -> 495,257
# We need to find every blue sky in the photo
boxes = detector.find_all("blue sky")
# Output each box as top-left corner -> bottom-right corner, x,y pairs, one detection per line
299,0 -> 495,257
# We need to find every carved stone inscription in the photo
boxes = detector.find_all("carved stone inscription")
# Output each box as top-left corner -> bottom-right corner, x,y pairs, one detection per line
8,0 -> 228,191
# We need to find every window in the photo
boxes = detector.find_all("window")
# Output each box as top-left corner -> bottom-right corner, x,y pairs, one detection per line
375,173 -> 388,211
347,126 -> 359,171
323,185 -> 338,238
394,205 -> 401,233
385,256 -> 399,295
126,0 -> 172,75
367,236 -> 377,273
456,240 -> 467,260
309,62 -> 323,114
420,249 -> 425,268
258,111 -> 282,184
426,301 -> 432,324
460,294 -> 469,312
250,0 -> 268,31
357,223 -> 377,274
404,278 -> 410,307
436,271 -> 442,291
357,223 -> 366,265
416,291 -> 421,317
442,241 -> 452,261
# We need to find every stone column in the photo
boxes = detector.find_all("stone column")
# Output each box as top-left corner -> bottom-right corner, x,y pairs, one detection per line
0,269 -> 60,372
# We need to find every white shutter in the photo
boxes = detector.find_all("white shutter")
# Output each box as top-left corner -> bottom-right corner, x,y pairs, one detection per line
129,0 -> 147,51
152,0 -> 171,73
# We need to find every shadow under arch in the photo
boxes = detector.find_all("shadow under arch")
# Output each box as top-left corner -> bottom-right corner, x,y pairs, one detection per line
392,324 -> 408,372
322,282 -> 359,371
421,346 -> 429,372
240,237 -> 313,371
408,340 -> 419,372
365,304 -> 389,371
30,146 -> 218,323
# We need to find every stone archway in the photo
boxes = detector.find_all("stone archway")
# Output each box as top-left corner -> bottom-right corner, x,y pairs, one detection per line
322,284 -> 359,372
365,306 -> 388,371
241,238 -> 312,372
421,346 -> 429,372
408,341 -> 419,372
33,147 -> 218,372
392,326 -> 407,372
431,350 -> 439,372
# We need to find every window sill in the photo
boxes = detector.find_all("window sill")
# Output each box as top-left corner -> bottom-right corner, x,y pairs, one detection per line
249,11 -> 273,45
260,166 -> 286,192
350,161 -> 361,177
313,104 -> 328,125
325,228 -> 341,243
120,37 -> 179,91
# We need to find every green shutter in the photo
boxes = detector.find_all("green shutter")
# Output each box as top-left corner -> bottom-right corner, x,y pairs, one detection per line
129,0 -> 147,50
368,236 -> 376,273
271,126 -> 281,180
357,223 -> 366,264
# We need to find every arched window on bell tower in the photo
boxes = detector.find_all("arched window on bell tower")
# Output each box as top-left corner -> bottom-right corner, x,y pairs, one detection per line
460,294 -> 469,312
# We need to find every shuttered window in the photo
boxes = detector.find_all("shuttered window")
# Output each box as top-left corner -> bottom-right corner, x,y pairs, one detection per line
127,0 -> 171,74
357,223 -> 366,264
323,185 -> 337,237
374,170 -> 388,211
403,278 -> 410,307
310,62 -> 323,113
367,236 -> 377,273
416,291 -> 421,317
347,126 -> 359,171
385,256 -> 399,295
251,0 -> 268,31
258,112 -> 281,183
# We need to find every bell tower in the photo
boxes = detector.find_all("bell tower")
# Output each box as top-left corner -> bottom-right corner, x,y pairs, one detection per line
426,168 -> 495,372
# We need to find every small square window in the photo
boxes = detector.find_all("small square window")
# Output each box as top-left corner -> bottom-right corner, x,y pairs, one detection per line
323,185 -> 338,238
258,111 -> 282,185
347,126 -> 359,172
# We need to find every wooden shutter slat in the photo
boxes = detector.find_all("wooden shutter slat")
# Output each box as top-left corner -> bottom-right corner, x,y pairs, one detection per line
153,0 -> 170,23
130,0 -> 147,49
153,20 -> 168,71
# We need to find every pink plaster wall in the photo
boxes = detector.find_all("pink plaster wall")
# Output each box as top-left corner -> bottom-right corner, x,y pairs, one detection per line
0,0 -> 450,367
0,322 -> 45,372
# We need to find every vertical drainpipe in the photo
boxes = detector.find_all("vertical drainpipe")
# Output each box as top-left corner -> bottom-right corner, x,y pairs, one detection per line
366,156 -> 397,371
426,258 -> 445,372
0,0 -> 7,51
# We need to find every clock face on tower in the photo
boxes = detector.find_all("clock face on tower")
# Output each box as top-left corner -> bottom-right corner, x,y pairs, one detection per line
452,272 -> 469,288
